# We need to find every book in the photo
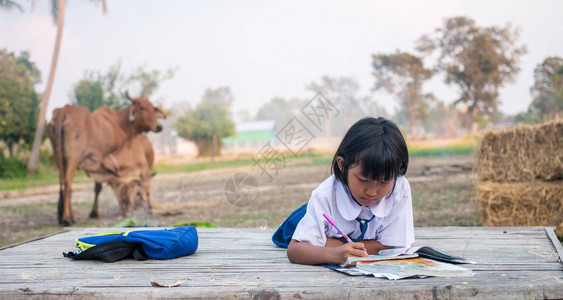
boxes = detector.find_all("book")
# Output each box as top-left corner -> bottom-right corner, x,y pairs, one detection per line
378,246 -> 476,264
322,264 -> 375,276
355,257 -> 473,280
341,253 -> 419,267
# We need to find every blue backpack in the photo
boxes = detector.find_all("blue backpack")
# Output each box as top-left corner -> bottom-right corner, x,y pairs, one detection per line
63,226 -> 198,262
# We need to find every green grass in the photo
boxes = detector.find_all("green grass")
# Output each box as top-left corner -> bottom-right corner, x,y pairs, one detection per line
155,152 -> 326,173
155,157 -> 258,173
408,144 -> 476,157
0,170 -> 90,191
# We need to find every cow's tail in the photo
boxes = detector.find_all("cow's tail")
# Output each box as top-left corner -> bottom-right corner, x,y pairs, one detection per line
53,108 -> 67,223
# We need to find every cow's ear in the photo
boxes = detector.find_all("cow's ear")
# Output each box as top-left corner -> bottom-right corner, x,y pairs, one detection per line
102,157 -> 119,176
140,172 -> 156,183
155,107 -> 167,119
128,106 -> 136,122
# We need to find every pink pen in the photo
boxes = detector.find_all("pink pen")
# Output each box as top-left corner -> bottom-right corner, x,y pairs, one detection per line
323,213 -> 353,243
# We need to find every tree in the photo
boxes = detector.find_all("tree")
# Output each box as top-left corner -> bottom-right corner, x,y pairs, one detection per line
372,51 -> 433,139
125,64 -> 176,100
423,101 -> 462,138
511,108 -> 542,125
202,87 -> 235,109
306,76 -> 387,138
255,97 -> 303,130
70,71 -> 104,111
3,0 -> 108,176
0,49 -> 42,157
529,57 -> 563,121
176,101 -> 235,158
70,62 -> 176,111
416,16 -> 527,135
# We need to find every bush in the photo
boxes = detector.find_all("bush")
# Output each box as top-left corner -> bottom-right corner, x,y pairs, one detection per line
40,148 -> 55,166
0,152 -> 27,179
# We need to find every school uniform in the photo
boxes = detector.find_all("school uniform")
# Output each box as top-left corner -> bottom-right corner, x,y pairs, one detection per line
273,174 -> 414,248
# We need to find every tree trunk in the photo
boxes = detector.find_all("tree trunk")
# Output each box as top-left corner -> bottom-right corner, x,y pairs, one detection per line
211,134 -> 217,162
461,102 -> 468,114
7,141 -> 13,158
27,0 -> 66,177
471,105 -> 479,136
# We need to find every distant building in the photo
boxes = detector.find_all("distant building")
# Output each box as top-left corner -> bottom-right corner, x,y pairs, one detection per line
147,113 -> 199,163
222,120 -> 276,153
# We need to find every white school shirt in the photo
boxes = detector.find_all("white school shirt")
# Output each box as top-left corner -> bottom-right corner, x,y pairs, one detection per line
292,174 -> 415,247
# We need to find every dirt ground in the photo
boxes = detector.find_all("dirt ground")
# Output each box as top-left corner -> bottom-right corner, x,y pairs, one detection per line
0,155 -> 478,248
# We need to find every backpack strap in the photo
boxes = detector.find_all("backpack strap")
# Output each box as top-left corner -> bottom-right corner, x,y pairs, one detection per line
132,246 -> 149,261
64,241 -> 139,263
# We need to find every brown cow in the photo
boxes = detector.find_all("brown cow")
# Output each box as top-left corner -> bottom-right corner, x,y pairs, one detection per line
47,92 -> 165,225
86,134 -> 156,218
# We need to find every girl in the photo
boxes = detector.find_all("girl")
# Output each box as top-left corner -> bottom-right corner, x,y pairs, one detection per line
272,117 -> 414,265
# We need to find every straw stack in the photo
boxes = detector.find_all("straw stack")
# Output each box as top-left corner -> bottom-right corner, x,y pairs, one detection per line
475,121 -> 563,226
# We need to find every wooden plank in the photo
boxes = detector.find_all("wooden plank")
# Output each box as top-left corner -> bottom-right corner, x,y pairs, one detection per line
0,227 -> 562,299
546,227 -> 563,264
0,229 -> 69,251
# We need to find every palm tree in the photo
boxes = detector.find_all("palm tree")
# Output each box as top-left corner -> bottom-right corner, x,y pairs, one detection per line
26,0 -> 67,177
2,0 -> 107,177
0,0 -> 22,11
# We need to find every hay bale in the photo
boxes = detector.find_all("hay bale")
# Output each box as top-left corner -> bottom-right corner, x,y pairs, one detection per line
475,121 -> 563,182
477,180 -> 563,227
556,222 -> 563,241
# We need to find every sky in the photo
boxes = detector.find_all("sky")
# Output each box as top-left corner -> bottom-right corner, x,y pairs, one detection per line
1,0 -> 562,121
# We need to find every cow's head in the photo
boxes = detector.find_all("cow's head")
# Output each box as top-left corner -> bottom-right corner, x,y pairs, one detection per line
126,91 -> 167,133
110,172 -> 156,217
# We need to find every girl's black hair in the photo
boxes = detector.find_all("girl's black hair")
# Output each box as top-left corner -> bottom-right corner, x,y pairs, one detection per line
331,117 -> 408,195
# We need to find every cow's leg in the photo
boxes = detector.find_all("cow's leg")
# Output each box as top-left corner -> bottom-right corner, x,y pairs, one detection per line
145,181 -> 157,214
113,184 -> 128,218
61,160 -> 79,226
57,188 -> 64,224
126,195 -> 134,218
121,195 -> 132,218
89,182 -> 102,218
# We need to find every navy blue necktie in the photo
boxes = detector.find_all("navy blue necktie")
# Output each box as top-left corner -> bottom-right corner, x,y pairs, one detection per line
352,215 -> 375,242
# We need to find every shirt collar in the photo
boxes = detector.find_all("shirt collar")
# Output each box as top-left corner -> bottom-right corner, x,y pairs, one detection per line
334,177 -> 393,220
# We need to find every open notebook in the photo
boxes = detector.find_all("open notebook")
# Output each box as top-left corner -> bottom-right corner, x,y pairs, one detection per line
341,253 -> 419,267
378,246 -> 476,264
355,257 -> 473,280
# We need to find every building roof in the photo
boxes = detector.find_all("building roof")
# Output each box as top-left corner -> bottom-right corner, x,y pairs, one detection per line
223,120 -> 276,144
235,120 -> 275,132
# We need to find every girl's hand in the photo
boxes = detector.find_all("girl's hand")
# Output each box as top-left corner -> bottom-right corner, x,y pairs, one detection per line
330,242 -> 368,264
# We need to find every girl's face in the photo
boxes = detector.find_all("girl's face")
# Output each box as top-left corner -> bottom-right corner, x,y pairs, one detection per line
337,156 -> 394,207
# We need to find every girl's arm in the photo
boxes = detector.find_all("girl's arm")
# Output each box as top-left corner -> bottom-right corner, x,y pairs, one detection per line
360,240 -> 395,255
287,239 -> 368,265
326,238 -> 394,255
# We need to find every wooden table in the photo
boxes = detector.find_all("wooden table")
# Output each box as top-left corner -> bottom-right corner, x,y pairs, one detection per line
1,227 -> 562,299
